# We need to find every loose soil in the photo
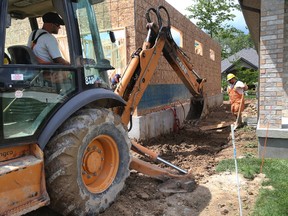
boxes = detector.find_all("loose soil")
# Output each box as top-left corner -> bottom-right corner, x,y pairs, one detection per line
27,99 -> 262,216
99,99 -> 260,216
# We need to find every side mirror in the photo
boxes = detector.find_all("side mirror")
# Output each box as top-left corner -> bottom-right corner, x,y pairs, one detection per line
95,59 -> 115,71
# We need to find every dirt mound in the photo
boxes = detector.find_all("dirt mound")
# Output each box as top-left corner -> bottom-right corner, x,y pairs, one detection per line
100,99 -> 260,216
26,99 -> 259,216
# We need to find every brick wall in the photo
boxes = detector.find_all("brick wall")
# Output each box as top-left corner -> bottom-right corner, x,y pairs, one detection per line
135,0 -> 221,91
106,0 -> 221,115
259,0 -> 287,128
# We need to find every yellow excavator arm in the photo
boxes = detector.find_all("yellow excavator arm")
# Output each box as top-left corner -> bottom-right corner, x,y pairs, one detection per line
113,6 -> 206,179
114,6 -> 205,126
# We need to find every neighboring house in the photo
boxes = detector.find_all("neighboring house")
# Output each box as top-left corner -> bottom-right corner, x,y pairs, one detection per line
221,48 -> 259,76
240,0 -> 288,158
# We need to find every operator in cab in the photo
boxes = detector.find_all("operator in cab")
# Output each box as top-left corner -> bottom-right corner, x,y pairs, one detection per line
227,73 -> 248,126
27,12 -> 69,65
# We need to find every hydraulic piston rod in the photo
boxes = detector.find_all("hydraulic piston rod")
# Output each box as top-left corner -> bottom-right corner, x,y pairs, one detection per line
131,140 -> 187,174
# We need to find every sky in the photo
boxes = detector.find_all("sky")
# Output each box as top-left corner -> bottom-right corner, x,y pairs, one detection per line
165,0 -> 248,33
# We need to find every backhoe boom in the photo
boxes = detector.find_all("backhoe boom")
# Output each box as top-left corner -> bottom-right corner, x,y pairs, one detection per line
114,7 -> 206,125
114,6 -> 206,180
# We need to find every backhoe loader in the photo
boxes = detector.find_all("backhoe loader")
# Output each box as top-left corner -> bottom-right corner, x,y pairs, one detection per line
0,0 -> 205,215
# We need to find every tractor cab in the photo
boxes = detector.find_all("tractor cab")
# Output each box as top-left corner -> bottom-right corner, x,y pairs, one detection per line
0,1 -> 130,215
0,0 -> 118,143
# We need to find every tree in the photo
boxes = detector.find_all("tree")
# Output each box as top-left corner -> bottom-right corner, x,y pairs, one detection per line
215,27 -> 254,59
186,0 -> 240,38
233,62 -> 258,87
186,0 -> 254,58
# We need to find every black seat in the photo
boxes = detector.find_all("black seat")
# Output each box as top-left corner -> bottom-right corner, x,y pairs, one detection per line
8,45 -> 39,64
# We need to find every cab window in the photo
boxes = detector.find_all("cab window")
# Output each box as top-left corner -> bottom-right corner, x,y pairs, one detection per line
0,3 -> 75,140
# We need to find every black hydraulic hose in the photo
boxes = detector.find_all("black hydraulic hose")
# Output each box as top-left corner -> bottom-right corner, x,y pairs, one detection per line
128,114 -> 133,132
157,5 -> 171,28
146,7 -> 158,23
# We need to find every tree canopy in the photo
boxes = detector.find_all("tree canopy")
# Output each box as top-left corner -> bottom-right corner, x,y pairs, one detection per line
186,0 -> 254,58
186,0 -> 240,38
215,27 -> 254,59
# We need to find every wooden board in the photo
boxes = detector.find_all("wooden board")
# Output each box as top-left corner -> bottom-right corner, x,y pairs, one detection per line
199,121 -> 234,131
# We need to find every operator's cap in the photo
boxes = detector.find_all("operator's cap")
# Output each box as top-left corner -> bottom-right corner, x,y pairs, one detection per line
42,12 -> 64,25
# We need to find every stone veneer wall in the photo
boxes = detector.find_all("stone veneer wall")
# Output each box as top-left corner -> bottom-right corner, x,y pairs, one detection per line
258,0 -> 285,128
257,0 -> 288,158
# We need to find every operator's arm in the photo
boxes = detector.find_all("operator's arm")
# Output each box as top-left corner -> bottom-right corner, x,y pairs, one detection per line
53,57 -> 70,65
47,35 -> 70,65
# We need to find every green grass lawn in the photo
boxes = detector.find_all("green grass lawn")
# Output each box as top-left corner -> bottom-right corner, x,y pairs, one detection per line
216,158 -> 288,216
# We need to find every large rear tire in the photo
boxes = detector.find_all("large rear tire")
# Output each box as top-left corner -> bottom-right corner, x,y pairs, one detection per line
44,108 -> 131,215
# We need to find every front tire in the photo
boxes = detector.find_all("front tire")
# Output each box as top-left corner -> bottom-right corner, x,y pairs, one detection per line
44,108 -> 131,215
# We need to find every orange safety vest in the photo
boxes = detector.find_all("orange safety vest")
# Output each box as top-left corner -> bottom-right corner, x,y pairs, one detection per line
227,83 -> 245,115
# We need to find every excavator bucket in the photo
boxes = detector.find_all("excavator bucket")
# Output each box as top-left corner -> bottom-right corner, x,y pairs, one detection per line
130,140 -> 197,193
186,97 -> 204,120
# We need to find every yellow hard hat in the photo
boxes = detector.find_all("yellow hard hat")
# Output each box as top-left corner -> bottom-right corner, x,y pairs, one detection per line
227,73 -> 236,81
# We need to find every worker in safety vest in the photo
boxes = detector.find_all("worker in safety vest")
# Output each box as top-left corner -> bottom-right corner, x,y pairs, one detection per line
227,73 -> 248,125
